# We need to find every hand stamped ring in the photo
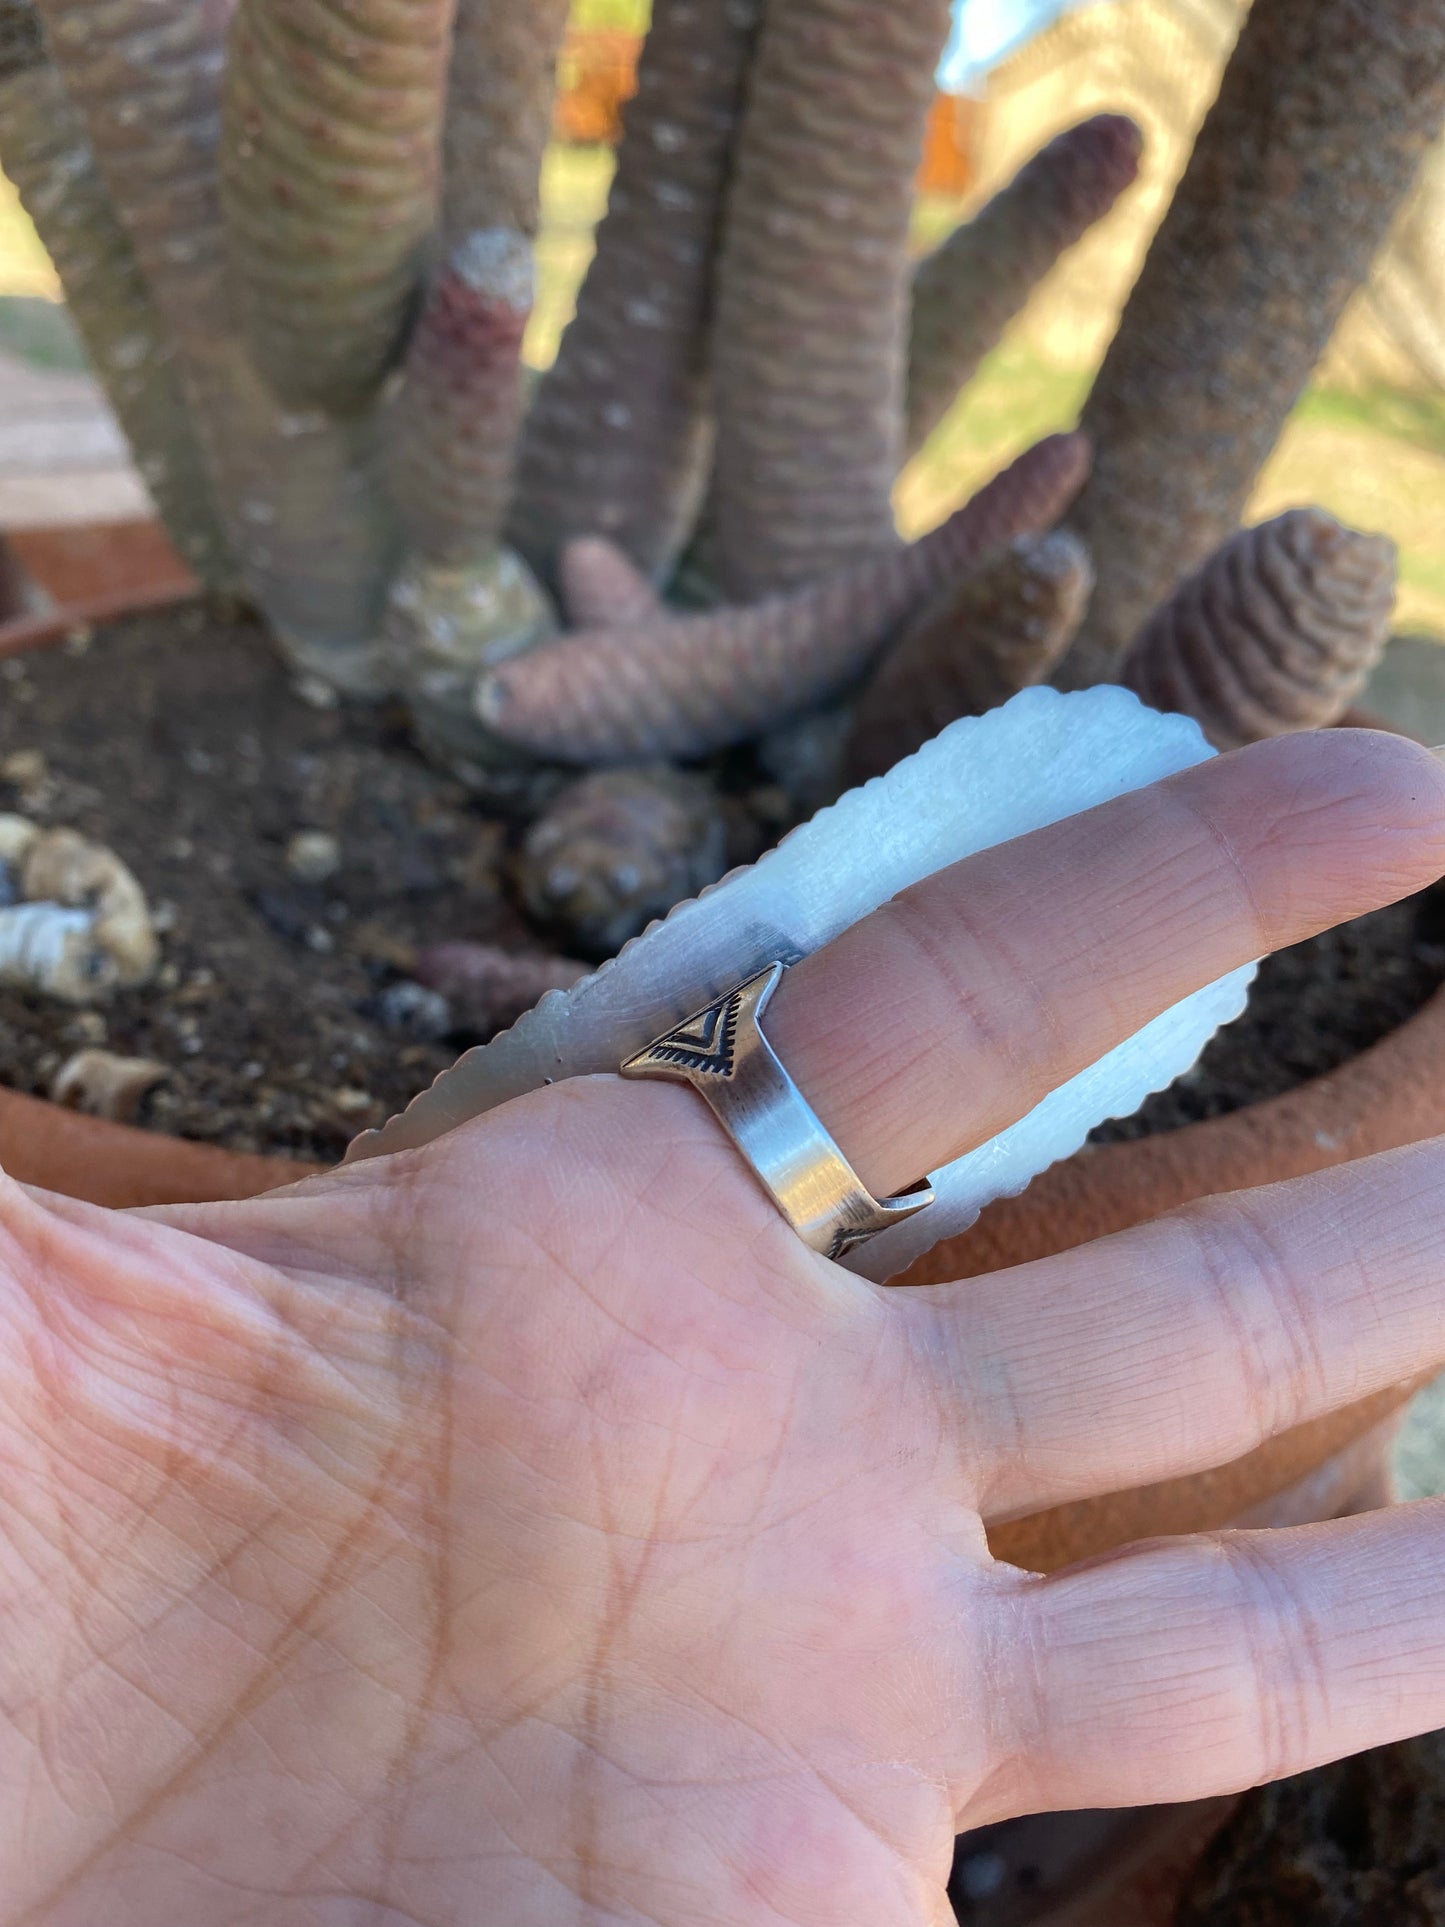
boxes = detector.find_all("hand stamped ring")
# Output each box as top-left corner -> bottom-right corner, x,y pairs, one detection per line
621,962 -> 935,1261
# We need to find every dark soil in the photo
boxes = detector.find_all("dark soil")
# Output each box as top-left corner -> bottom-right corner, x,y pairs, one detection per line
0,601 -> 1441,1168
1095,883 -> 1445,1143
0,604 -> 537,1162
1176,1733 -> 1445,1925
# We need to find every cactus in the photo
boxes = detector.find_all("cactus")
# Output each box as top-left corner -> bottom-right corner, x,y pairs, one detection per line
559,538 -> 666,630
389,0 -> 571,563
33,0 -> 399,685
516,767 -> 730,959
477,433 -> 1092,765
1123,509 -> 1397,751
706,0 -> 955,600
1059,0 -> 1445,685
847,530 -> 1095,784
509,0 -> 762,583
10,0 -> 1442,964
0,36 -> 231,582
220,0 -> 455,415
906,115 -> 1143,462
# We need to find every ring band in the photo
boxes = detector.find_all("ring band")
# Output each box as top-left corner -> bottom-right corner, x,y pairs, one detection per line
620,961 -> 934,1261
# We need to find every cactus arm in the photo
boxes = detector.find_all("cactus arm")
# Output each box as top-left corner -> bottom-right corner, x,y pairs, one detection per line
846,531 -> 1094,785
381,0 -> 573,778
559,537 -> 666,630
220,0 -> 456,416
1059,0 -> 1445,686
508,0 -> 763,582
476,432 -> 1091,765
0,11 -> 231,583
441,0 -> 570,241
704,0 -> 955,600
387,0 -> 570,567
34,0 -> 400,684
905,115 -> 1142,464
1123,510 -> 1397,751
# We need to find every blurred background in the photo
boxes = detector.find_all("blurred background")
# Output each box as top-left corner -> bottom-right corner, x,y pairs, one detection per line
7,0 -> 1440,633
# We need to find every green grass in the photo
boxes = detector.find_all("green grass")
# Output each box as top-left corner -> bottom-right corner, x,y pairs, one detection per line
899,339 -> 1445,641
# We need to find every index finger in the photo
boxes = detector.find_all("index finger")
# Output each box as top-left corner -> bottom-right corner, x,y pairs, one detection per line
764,731 -> 1445,1201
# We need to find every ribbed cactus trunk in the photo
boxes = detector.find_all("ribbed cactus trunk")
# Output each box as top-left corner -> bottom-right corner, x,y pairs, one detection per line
706,0 -> 955,600
221,0 -> 457,415
378,0 -> 570,781
905,114 -> 1142,463
389,0 -> 569,568
509,0 -> 764,583
1058,0 -> 1445,686
34,0 -> 399,685
0,4 -> 230,581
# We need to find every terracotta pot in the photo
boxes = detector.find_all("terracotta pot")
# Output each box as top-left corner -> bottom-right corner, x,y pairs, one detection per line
0,1084 -> 307,1209
0,519 -> 197,659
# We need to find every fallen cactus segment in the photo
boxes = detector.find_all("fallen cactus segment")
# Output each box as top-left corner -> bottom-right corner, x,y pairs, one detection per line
906,114 -> 1143,462
1059,0 -> 1445,685
510,0 -> 763,583
706,0 -> 955,600
1123,508 -> 1397,751
414,943 -> 589,1042
477,432 -> 1092,765
516,767 -> 731,959
847,530 -> 1094,785
221,0 -> 455,415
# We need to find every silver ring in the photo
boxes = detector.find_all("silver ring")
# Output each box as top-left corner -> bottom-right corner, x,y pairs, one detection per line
620,961 -> 934,1261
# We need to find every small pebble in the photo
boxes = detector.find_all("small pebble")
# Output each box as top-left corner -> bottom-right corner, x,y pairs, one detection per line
375,981 -> 453,1041
286,830 -> 342,884
1,748 -> 46,790
331,1086 -> 376,1117
294,674 -> 340,711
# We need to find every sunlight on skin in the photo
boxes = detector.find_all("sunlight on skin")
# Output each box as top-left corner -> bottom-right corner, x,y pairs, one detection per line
2,734 -> 1445,1924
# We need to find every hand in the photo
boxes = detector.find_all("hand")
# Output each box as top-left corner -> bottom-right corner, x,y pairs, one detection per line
6,731 -> 1445,1926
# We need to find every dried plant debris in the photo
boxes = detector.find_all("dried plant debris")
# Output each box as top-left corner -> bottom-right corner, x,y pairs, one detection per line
414,942 -> 589,1041
848,530 -> 1094,784
906,114 -> 1142,461
1123,508 -> 1396,751
1177,1732 -> 1445,1926
51,1047 -> 169,1122
707,0 -> 955,598
0,815 -> 159,1002
515,767 -> 730,960
510,0 -> 763,581
1060,0 -> 1445,683
478,432 -> 1092,765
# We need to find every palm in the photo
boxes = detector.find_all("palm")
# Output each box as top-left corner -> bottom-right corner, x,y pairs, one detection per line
8,732 -> 1445,1927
